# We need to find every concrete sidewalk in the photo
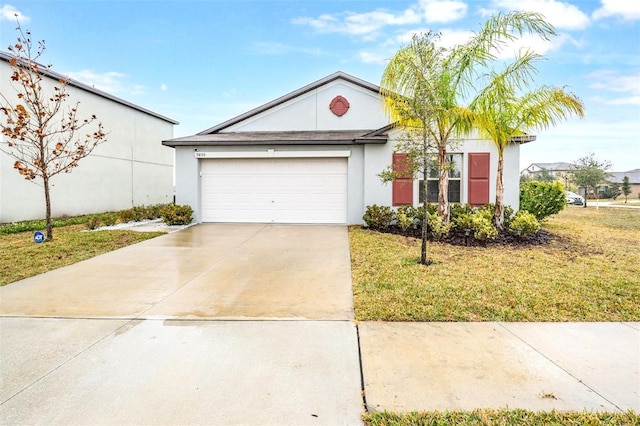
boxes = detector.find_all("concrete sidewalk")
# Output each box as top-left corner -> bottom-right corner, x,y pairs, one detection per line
359,322 -> 639,414
1,318 -> 363,425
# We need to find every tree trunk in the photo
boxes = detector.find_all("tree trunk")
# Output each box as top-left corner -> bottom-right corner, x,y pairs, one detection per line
43,174 -> 53,240
437,144 -> 449,224
420,149 -> 429,265
583,188 -> 588,208
494,153 -> 505,230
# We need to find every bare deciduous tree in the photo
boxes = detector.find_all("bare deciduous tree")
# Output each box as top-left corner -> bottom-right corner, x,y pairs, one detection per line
1,21 -> 107,240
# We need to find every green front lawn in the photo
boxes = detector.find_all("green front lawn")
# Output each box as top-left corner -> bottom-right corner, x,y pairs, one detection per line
1,225 -> 164,286
350,207 -> 640,322
363,409 -> 639,425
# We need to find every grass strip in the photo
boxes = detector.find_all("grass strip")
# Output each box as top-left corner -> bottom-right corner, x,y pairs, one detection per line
363,409 -> 639,425
1,225 -> 164,286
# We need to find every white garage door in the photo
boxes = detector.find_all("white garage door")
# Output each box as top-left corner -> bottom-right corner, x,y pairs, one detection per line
200,158 -> 347,223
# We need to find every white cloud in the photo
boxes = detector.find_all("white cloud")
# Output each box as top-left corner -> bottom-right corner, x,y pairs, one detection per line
160,83 -> 168,91
419,0 -> 467,23
292,0 -> 467,39
292,8 -> 421,39
358,50 -> 391,64
593,0 -> 640,21
588,69 -> 640,106
436,29 -> 475,49
588,69 -> 640,93
0,4 -> 29,22
65,69 -> 145,96
490,0 -> 590,30
605,96 -> 640,105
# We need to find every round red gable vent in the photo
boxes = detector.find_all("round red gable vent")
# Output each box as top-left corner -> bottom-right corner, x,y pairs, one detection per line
329,95 -> 350,117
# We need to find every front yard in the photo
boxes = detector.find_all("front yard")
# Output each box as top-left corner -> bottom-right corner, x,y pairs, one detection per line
0,225 -> 164,286
350,207 -> 640,322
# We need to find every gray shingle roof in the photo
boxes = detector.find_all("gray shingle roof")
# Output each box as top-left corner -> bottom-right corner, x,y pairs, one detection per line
529,162 -> 574,171
162,130 -> 388,147
609,169 -> 640,184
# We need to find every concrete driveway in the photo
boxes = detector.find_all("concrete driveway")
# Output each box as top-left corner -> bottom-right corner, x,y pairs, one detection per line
0,224 -> 363,425
0,223 -> 354,320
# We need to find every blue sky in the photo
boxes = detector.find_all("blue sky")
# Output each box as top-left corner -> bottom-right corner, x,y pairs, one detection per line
1,0 -> 638,171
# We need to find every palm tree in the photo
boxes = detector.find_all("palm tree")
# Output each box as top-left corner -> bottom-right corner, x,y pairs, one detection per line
470,51 -> 585,230
381,12 -> 556,222
380,11 -> 556,265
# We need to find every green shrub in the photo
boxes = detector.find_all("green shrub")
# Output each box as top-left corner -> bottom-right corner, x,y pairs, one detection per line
118,208 -> 137,223
452,212 -> 473,231
426,212 -> 452,240
85,216 -> 101,230
475,203 -> 515,228
102,213 -> 118,226
450,203 -> 474,222
396,205 -> 420,220
475,204 -> 495,222
133,206 -> 148,221
520,181 -> 566,221
508,210 -> 541,238
147,204 -> 167,219
161,204 -> 193,225
470,214 -> 498,241
396,213 -> 414,231
396,205 -> 421,230
363,205 -> 394,229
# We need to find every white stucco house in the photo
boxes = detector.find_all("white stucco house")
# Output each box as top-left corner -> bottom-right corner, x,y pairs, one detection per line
164,71 -> 531,225
0,51 -> 178,223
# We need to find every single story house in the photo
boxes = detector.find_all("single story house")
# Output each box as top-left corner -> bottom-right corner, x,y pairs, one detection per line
163,71 -> 530,225
607,169 -> 640,199
0,51 -> 178,223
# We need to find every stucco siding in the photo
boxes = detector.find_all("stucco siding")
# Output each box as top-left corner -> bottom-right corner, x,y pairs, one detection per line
0,59 -> 175,222
225,81 -> 388,132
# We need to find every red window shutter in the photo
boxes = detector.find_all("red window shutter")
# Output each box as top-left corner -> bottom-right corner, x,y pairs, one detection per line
468,153 -> 490,206
392,153 -> 413,206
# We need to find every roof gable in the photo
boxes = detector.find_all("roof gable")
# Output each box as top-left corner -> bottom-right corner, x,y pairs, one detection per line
199,71 -> 386,134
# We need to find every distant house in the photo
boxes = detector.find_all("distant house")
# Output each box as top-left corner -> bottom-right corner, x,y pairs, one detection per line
521,162 -> 573,185
605,169 -> 640,200
0,51 -> 178,223
164,71 -> 532,225
521,161 -> 640,199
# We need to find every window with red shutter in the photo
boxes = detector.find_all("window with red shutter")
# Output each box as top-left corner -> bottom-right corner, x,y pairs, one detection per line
392,153 -> 413,206
468,152 -> 490,206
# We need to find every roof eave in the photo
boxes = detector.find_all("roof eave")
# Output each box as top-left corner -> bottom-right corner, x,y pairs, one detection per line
510,135 -> 537,144
162,138 -> 388,148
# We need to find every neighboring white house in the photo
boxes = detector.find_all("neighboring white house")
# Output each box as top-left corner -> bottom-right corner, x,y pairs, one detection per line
0,51 -> 178,223
164,71 -> 531,225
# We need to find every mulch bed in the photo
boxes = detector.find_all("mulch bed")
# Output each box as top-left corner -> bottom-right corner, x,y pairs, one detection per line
365,225 -> 553,247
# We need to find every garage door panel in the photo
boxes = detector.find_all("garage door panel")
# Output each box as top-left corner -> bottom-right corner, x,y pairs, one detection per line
201,158 -> 347,223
